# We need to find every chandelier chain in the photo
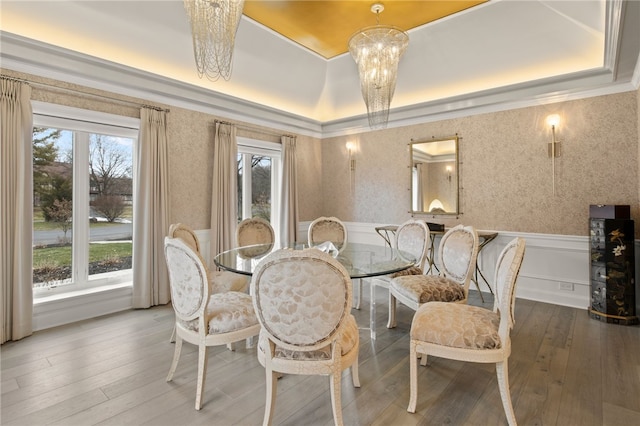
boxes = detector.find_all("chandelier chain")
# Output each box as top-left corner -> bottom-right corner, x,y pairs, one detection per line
183,0 -> 245,81
348,4 -> 409,129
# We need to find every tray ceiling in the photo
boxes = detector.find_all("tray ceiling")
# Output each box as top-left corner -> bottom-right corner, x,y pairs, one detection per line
1,0 -> 638,131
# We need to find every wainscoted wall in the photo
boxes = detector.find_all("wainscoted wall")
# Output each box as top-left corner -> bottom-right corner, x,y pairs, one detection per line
33,284 -> 133,331
197,223 -> 628,311
321,222 -> 595,309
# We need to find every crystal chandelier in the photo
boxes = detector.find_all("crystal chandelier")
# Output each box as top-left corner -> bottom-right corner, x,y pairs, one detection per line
183,0 -> 245,81
348,3 -> 409,129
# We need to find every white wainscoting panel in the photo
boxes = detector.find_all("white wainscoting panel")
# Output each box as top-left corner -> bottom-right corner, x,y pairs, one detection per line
300,221 -> 598,310
195,229 -> 212,268
33,283 -> 133,331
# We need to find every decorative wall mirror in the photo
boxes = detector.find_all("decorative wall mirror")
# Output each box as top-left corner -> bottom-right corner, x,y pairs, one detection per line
410,135 -> 459,215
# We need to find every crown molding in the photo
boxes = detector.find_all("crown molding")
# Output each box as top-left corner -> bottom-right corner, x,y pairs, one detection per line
0,32 -> 324,138
2,25 -> 638,140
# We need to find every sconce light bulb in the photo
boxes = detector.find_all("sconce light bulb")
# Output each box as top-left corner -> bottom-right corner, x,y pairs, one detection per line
446,165 -> 452,173
346,142 -> 355,152
546,114 -> 560,128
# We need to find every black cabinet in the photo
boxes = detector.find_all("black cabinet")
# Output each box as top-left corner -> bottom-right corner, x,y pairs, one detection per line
589,212 -> 638,325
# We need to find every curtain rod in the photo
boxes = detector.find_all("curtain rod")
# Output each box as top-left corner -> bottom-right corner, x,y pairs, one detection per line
215,119 -> 295,139
1,74 -> 169,113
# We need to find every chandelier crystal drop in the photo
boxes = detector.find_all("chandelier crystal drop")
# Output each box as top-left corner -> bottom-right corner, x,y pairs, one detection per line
183,0 -> 245,81
348,3 -> 409,129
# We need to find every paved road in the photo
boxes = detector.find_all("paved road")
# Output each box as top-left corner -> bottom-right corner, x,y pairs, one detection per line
34,223 -> 133,246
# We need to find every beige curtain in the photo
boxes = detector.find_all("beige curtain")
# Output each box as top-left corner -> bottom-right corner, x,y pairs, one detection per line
279,135 -> 298,244
210,122 -> 238,265
132,108 -> 170,308
1,77 -> 33,343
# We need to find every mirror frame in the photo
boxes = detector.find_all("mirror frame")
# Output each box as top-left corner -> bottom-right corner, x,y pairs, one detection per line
409,135 -> 459,216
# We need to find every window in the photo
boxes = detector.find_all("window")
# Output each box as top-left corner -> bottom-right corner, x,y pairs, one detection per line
32,102 -> 139,295
237,137 -> 281,241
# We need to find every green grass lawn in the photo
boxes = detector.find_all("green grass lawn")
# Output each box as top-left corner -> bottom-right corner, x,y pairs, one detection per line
33,242 -> 132,267
33,206 -> 132,231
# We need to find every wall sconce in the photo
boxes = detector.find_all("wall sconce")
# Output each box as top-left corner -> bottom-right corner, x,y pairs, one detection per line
346,142 -> 356,171
445,165 -> 453,182
546,114 -> 561,195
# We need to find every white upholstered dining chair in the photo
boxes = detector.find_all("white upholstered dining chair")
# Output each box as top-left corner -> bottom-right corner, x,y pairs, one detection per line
370,219 -> 430,330
163,236 -> 260,410
307,216 -> 362,308
388,224 -> 479,330
251,248 -> 360,426
307,216 -> 348,251
406,237 -> 526,426
236,217 -> 275,258
169,222 -> 248,293
167,223 -> 250,345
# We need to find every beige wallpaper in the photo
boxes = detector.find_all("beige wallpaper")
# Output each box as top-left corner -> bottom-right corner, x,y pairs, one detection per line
5,68 -> 639,238
162,107 -> 325,229
320,91 -> 640,236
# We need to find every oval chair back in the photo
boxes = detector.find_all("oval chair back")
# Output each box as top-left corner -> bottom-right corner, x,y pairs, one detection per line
308,216 -> 348,252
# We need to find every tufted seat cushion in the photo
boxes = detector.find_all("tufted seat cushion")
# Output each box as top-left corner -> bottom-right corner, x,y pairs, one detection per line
258,314 -> 358,361
389,265 -> 423,278
411,302 -> 501,350
390,274 -> 465,304
178,291 -> 258,334
210,270 -> 249,293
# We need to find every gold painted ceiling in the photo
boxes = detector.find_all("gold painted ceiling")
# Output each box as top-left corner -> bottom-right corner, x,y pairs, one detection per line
243,1 -> 487,58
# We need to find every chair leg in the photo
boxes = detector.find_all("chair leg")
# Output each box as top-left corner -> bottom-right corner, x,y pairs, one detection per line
354,279 -> 362,310
420,353 -> 428,366
387,291 -> 397,329
351,358 -> 361,388
496,360 -> 517,426
263,368 -> 278,426
329,370 -> 344,426
408,341 -> 418,413
194,344 -> 208,410
166,333 -> 182,382
370,280 -> 377,339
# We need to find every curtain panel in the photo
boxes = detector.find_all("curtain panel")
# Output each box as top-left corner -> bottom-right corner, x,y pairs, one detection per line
132,108 -> 170,308
210,122 -> 239,266
279,135 -> 298,244
1,78 -> 33,343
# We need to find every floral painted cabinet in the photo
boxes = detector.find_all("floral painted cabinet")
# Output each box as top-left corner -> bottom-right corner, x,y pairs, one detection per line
589,217 -> 638,325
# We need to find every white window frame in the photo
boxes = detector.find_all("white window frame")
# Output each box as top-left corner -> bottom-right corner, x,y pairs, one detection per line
237,137 -> 281,244
32,102 -> 139,298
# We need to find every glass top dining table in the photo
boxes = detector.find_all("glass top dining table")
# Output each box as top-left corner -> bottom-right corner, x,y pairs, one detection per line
215,241 -> 416,340
214,242 -> 417,279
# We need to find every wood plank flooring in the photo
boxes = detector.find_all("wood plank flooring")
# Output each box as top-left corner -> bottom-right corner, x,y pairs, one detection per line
2,285 -> 640,425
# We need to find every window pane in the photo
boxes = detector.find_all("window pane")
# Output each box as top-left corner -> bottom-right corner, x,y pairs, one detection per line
32,128 -> 134,290
33,127 -> 73,288
251,155 -> 271,221
88,134 -> 133,278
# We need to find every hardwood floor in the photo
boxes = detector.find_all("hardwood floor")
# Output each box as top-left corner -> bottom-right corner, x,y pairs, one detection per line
2,285 -> 639,425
